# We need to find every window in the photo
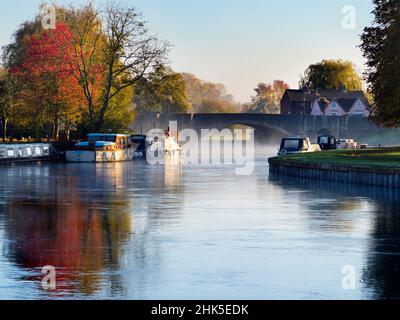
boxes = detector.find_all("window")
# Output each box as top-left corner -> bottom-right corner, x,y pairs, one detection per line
319,137 -> 329,144
35,147 -> 42,155
331,101 -> 337,109
7,149 -> 15,157
26,148 -> 32,156
282,139 -> 301,150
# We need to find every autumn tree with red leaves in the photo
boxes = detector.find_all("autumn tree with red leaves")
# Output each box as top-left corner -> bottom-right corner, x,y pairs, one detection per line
14,22 -> 85,140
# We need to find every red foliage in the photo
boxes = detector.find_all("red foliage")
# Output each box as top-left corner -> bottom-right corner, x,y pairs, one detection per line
14,22 -> 86,118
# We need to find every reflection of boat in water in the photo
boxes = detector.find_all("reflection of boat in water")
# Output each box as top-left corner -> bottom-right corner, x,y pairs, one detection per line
0,143 -> 55,164
66,134 -> 138,163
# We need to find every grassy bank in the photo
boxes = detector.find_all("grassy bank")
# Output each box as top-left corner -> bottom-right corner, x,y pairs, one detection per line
273,147 -> 400,171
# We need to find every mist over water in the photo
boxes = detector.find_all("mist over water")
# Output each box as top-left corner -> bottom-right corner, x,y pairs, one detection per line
0,144 -> 398,300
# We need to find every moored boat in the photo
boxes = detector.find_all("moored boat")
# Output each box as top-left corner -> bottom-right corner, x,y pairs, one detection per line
0,143 -> 55,164
66,134 -> 138,163
131,134 -> 149,159
277,137 -> 321,156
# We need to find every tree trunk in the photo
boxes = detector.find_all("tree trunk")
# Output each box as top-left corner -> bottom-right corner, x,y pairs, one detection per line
1,119 -> 7,142
54,119 -> 60,141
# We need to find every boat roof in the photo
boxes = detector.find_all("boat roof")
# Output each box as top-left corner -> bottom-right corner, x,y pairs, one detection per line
0,143 -> 51,148
88,133 -> 129,137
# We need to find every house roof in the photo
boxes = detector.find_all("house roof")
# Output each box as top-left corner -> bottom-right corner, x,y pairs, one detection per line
283,89 -> 368,106
336,98 -> 358,112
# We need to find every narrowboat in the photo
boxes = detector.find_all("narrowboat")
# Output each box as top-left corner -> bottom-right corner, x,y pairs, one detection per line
0,144 -> 55,164
66,134 -> 138,163
277,137 -> 321,156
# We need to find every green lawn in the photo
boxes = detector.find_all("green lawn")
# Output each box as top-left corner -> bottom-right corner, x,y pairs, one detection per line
274,147 -> 400,170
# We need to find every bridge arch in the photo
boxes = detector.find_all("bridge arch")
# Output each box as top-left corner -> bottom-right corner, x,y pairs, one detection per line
225,122 -> 290,144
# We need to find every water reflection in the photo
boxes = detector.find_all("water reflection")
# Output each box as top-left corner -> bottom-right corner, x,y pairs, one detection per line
269,174 -> 400,299
0,162 -> 184,298
0,159 -> 400,299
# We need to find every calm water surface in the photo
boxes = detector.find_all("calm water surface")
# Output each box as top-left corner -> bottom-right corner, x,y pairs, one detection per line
0,150 -> 399,300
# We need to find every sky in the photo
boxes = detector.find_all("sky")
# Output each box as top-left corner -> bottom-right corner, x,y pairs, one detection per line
0,0 -> 375,102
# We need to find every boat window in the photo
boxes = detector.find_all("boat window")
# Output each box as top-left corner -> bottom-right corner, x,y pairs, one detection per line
35,147 -> 42,155
0,149 -> 5,158
283,139 -> 301,150
319,137 -> 329,144
7,149 -> 15,157
43,146 -> 50,155
26,148 -> 32,156
106,136 -> 116,142
89,135 -> 104,142
18,149 -> 23,157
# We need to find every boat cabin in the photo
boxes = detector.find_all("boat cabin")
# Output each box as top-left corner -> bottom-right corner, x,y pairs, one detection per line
318,135 -> 337,150
278,137 -> 321,156
75,134 -> 132,150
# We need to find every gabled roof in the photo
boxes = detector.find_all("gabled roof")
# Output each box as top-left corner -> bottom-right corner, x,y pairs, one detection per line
282,89 -> 369,106
336,98 -> 358,113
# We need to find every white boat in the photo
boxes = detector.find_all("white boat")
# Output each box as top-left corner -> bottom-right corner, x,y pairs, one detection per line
66,134 -> 138,163
147,135 -> 182,164
0,143 -> 54,163
337,139 -> 360,150
277,137 -> 321,156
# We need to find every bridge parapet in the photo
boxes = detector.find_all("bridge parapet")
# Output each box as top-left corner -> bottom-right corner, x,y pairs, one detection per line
132,113 -> 382,141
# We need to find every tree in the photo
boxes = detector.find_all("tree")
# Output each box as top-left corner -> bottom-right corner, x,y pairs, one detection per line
134,65 -> 190,114
197,98 -> 239,113
63,2 -> 169,131
361,0 -> 400,127
14,23 -> 85,140
244,80 -> 289,114
299,59 -> 362,91
0,70 -> 21,141
181,73 -> 239,113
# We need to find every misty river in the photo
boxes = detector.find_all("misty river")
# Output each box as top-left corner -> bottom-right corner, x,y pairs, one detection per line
0,148 -> 399,300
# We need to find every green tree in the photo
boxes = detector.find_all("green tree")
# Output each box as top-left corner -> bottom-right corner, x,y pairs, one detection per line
181,73 -> 239,113
299,59 -> 362,91
134,66 -> 191,114
361,0 -> 400,127
244,80 -> 289,114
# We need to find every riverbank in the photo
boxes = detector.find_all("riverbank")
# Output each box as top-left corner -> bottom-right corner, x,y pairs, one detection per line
268,147 -> 400,188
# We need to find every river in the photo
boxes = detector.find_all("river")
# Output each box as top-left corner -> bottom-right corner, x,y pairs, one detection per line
0,149 -> 399,300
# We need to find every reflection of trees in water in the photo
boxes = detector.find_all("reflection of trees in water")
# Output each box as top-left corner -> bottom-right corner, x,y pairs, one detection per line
363,201 -> 400,299
0,161 -> 185,297
0,164 -> 133,296
269,174 -> 400,299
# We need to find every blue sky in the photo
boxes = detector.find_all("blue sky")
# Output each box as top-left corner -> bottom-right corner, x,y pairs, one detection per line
0,0 -> 374,102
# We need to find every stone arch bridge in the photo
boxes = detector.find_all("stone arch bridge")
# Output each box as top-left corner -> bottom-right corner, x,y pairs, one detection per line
132,113 -> 381,142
